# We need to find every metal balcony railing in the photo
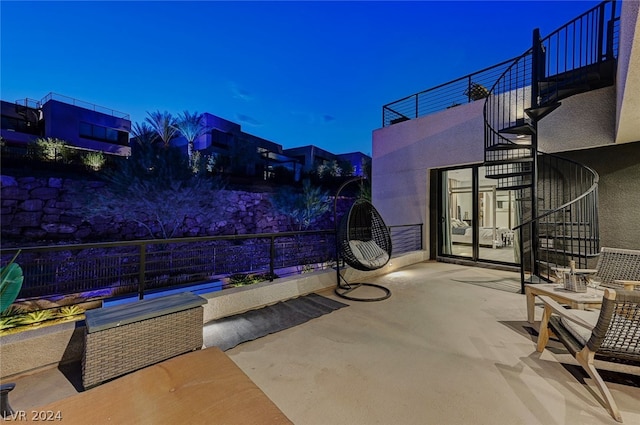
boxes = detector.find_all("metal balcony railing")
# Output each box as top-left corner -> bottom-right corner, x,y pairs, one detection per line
1,224 -> 423,303
383,1 -> 620,130
382,57 -> 518,127
40,92 -> 130,120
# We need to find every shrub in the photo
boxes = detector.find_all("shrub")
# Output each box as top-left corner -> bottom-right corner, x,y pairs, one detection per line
58,305 -> 85,318
271,180 -> 330,230
83,151 -> 106,171
84,143 -> 226,239
35,137 -> 70,162
0,315 -> 22,330
228,272 -> 277,287
18,309 -> 55,325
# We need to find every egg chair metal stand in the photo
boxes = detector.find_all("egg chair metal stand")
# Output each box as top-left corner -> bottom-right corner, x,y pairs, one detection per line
334,177 -> 391,302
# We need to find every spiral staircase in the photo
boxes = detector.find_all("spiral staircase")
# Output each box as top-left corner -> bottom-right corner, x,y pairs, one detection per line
483,1 -> 619,284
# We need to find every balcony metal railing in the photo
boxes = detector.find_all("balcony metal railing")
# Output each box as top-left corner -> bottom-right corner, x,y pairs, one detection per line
389,223 -> 423,256
1,231 -> 333,301
15,98 -> 41,110
383,1 -> 620,130
537,1 -> 619,106
382,56 -> 519,127
1,224 -> 423,303
40,92 -> 130,120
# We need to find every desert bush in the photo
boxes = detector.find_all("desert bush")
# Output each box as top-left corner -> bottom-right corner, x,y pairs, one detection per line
83,151 -> 106,171
35,137 -> 70,162
84,142 -> 225,239
271,180 -> 330,230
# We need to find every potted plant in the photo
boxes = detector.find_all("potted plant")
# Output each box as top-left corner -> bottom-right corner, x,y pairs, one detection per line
0,251 -> 23,314
464,82 -> 489,101
0,251 -> 22,418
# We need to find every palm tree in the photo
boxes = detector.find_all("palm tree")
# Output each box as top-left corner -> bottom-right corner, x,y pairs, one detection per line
130,122 -> 157,147
145,111 -> 178,148
173,111 -> 209,166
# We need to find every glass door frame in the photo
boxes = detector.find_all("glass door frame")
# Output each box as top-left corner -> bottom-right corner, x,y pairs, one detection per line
436,164 -> 518,266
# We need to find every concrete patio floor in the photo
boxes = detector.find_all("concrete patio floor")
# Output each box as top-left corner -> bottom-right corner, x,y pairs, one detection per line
6,261 -> 640,424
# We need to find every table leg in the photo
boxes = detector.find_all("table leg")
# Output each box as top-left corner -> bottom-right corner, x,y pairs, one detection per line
525,287 -> 536,324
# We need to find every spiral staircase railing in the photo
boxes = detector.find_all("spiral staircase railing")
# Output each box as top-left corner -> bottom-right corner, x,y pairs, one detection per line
483,0 -> 618,286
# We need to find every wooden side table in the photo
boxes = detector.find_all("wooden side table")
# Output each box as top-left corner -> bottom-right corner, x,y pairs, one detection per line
525,283 -> 604,323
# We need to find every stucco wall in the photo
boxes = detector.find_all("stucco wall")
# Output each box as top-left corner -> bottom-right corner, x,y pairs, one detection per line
538,86 -> 617,152
372,100 -> 485,258
562,142 -> 640,250
616,0 -> 640,143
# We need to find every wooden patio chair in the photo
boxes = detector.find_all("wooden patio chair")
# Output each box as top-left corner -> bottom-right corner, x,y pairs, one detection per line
592,247 -> 640,290
536,283 -> 640,422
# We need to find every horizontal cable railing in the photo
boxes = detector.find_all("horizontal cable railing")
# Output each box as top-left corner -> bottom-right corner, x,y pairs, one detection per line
389,224 -> 423,256
382,56 -> 518,127
1,231 -> 333,301
1,223 -> 424,303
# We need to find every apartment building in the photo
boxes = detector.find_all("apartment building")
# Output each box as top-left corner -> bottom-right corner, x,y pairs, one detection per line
1,94 -> 370,182
1,93 -> 132,157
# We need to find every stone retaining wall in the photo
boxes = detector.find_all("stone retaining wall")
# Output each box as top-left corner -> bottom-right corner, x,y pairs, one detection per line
1,175 -> 348,246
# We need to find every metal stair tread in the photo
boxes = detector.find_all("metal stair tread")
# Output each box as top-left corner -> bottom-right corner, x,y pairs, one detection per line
538,247 -> 600,258
485,143 -> 532,151
498,123 -> 536,136
538,234 -> 598,240
495,183 -> 533,190
538,221 -> 591,225
483,157 -> 534,165
485,170 -> 531,179
525,102 -> 561,121
538,61 -> 609,86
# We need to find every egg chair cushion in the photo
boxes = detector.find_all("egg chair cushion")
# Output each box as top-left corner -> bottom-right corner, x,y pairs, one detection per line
348,240 -> 390,269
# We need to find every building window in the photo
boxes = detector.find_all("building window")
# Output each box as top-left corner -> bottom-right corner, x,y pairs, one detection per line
210,129 -> 231,150
79,122 -> 128,146
1,115 -> 40,135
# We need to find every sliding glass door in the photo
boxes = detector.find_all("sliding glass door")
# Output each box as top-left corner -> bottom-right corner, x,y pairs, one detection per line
441,168 -> 474,258
439,165 -> 519,265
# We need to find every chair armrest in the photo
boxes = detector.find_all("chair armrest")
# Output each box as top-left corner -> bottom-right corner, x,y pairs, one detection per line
537,295 -> 596,330
614,280 -> 640,290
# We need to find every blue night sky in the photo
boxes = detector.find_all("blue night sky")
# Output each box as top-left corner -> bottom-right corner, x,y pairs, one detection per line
1,1 -> 600,156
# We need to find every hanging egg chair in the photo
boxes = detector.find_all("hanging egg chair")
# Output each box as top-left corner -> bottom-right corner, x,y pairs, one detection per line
338,199 -> 392,271
334,178 -> 392,301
